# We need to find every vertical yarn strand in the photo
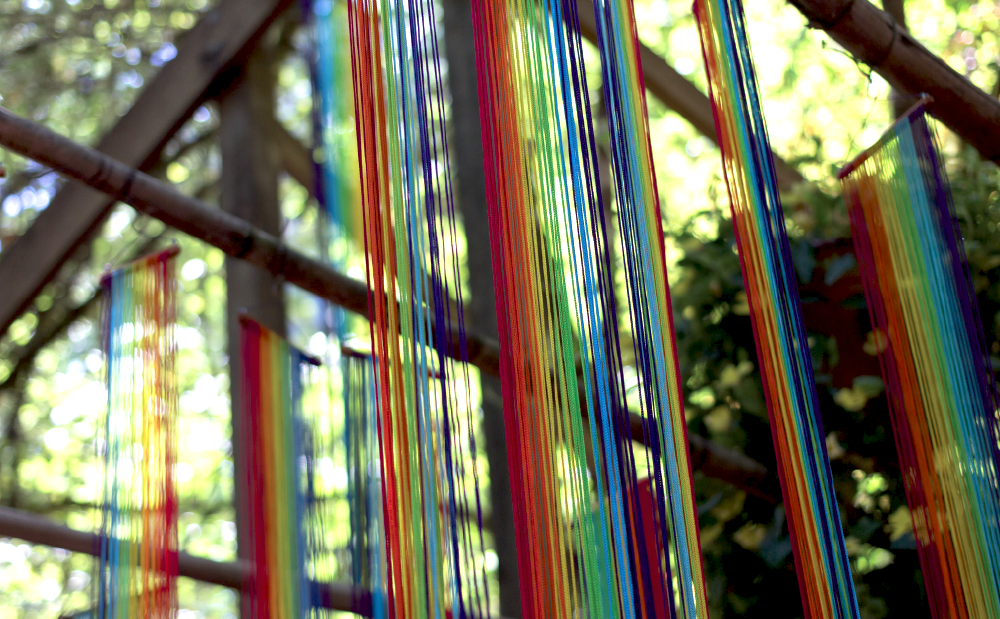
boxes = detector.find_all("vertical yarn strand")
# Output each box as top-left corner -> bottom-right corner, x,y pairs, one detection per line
471,0 -> 709,616
841,101 -> 1000,619
97,246 -> 179,619
347,0 -> 493,615
695,0 -> 860,617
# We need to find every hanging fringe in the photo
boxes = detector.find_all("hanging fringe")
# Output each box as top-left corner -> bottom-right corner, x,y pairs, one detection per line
310,0 -> 363,255
97,246 -> 179,619
346,0 -> 492,615
237,316 -> 329,618
470,0 -> 708,616
694,0 -> 860,617
342,349 -> 387,618
841,100 -> 1000,619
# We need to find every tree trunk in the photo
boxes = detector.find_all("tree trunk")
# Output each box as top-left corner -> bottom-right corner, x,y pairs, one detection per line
218,44 -> 286,601
442,3 -> 522,615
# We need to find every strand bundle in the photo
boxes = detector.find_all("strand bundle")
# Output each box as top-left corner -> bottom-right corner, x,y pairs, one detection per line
97,246 -> 179,619
471,0 -> 709,616
695,0 -> 860,616
311,0 -> 363,267
238,316 -> 330,618
342,350 -> 386,618
347,0 -> 492,615
841,102 -> 1000,619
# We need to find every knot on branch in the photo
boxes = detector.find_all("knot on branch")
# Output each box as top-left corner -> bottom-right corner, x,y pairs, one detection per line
271,241 -> 288,283
233,231 -> 255,259
87,158 -> 115,196
116,168 -> 137,204
862,18 -> 900,69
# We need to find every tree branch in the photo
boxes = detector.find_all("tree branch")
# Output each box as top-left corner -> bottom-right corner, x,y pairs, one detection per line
574,0 -> 806,191
0,504 -> 369,614
789,0 -> 1000,163
0,105 -> 781,501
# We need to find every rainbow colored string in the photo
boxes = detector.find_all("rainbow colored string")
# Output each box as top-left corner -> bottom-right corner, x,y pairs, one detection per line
310,0 -> 362,263
238,316 -> 327,618
342,350 -> 386,619
471,0 -> 708,616
695,0 -> 859,617
98,247 -> 179,619
841,102 -> 1000,618
347,0 -> 492,615
311,3 -> 385,612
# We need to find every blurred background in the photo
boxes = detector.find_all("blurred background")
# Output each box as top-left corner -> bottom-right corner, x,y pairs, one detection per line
1,0 -> 999,616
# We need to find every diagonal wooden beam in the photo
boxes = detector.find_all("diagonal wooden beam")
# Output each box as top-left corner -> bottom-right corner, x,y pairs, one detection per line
788,0 -> 1000,163
574,0 -> 806,191
0,0 -> 294,339
0,105 -> 781,502
265,122 -> 779,500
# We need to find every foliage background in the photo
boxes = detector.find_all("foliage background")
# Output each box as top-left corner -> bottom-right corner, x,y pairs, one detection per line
1,0 -> 1000,617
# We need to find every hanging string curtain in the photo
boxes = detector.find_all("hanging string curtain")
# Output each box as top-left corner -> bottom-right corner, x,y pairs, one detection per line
469,0 -> 709,616
238,316 -> 334,618
694,0 -> 860,617
342,349 -> 386,619
97,246 -> 179,619
840,100 -> 1000,619
346,0 -> 493,616
310,0 -> 363,256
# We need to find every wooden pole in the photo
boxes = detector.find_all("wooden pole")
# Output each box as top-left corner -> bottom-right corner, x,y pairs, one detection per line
788,0 -> 1000,163
443,2 -> 522,613
0,505 -> 369,614
0,106 -> 779,501
217,43 -> 288,614
0,107 -> 373,332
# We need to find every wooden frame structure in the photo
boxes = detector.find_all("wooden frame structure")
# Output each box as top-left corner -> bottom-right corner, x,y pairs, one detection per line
1,0 -> 998,614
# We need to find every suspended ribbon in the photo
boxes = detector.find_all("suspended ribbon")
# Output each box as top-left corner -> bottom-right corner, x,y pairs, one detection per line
695,0 -> 860,616
841,100 -> 1000,618
97,246 -> 179,619
470,0 -> 708,616
347,0 -> 492,615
